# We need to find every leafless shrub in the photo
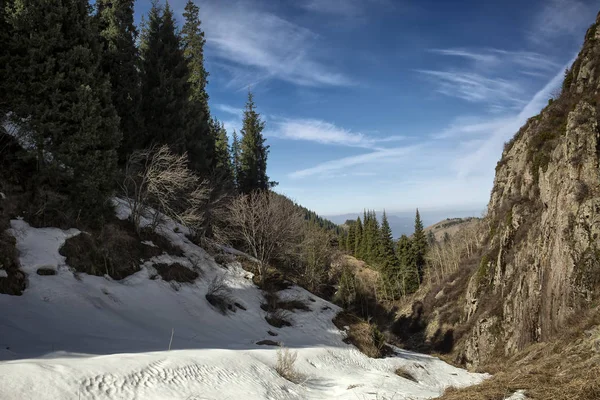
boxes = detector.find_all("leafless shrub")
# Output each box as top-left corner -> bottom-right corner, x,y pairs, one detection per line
275,347 -> 302,383
205,275 -> 235,314
121,145 -> 211,233
266,309 -> 292,328
214,191 -> 304,284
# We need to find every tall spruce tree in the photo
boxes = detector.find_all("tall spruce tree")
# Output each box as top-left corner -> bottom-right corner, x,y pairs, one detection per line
140,1 -> 189,153
238,92 -> 270,194
354,217 -> 363,257
397,235 -> 419,295
181,0 -> 213,175
0,0 -> 12,114
6,0 -> 121,217
411,208 -> 428,283
96,0 -> 142,164
211,119 -> 233,185
346,222 -> 356,256
231,129 -> 241,190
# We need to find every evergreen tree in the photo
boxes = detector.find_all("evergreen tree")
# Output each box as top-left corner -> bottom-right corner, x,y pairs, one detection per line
0,0 -> 13,114
346,222 -> 356,256
96,0 -> 142,163
140,1 -> 189,153
396,235 -> 419,295
427,230 -> 436,246
354,217 -> 363,257
211,119 -> 233,184
231,129 -> 241,190
6,0 -> 121,217
238,92 -> 271,194
181,0 -> 213,175
411,208 -> 428,283
378,211 -> 401,299
364,210 -> 380,263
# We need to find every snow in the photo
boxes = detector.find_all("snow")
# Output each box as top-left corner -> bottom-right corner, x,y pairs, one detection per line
0,270 -> 7,278
505,390 -> 528,399
0,202 -> 488,400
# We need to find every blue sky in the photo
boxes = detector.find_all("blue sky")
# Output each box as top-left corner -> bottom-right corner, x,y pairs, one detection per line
134,0 -> 599,216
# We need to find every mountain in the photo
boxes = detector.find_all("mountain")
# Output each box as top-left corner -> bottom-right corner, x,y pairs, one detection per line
394,13 -> 600,397
327,209 -> 482,238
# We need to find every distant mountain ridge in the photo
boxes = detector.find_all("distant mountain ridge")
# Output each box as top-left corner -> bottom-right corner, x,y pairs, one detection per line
326,209 -> 482,238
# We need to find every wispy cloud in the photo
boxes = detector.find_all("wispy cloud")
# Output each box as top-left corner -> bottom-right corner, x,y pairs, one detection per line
215,104 -> 244,116
529,0 -> 597,44
453,58 -> 573,178
298,0 -> 363,17
271,118 -> 404,149
429,48 -> 560,71
417,70 -> 526,107
289,145 -> 420,179
199,1 -> 351,88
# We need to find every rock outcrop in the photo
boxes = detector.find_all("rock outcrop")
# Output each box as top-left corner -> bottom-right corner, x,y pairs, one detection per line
395,13 -> 600,369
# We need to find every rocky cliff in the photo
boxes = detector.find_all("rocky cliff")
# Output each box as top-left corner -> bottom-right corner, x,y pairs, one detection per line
395,13 -> 600,369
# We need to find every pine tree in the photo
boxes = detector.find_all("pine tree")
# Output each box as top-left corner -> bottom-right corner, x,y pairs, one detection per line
238,92 -> 271,194
212,119 -> 233,185
346,222 -> 356,256
364,210 -> 380,264
378,210 -> 401,299
96,0 -> 142,163
6,0 -> 121,217
354,217 -> 363,257
181,0 -> 213,175
411,208 -> 428,283
140,1 -> 189,153
231,129 -> 241,190
396,235 -> 419,295
0,0 -> 13,114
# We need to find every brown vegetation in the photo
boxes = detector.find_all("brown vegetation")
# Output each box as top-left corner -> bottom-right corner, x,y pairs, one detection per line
439,309 -> 600,400
153,263 -> 198,283
333,311 -> 390,358
59,219 -> 183,280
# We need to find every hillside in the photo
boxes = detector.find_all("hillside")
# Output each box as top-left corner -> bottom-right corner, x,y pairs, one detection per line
424,217 -> 479,242
392,11 -> 600,398
0,199 -> 486,400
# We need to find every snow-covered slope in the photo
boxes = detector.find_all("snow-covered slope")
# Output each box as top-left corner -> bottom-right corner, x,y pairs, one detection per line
0,200 -> 487,399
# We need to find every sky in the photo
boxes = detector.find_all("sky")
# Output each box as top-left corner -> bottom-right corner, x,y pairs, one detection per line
134,0 -> 599,216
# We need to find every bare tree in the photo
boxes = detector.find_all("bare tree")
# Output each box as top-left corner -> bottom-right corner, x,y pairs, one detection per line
298,223 -> 333,292
215,191 -> 304,284
121,145 -> 210,233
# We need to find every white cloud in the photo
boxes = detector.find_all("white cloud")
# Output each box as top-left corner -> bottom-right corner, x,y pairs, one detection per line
529,0 -> 597,43
289,145 -> 420,179
199,1 -> 351,87
417,70 -> 526,107
430,48 -> 560,71
298,0 -> 363,17
271,118 -> 404,149
215,104 -> 243,116
453,58 -> 573,178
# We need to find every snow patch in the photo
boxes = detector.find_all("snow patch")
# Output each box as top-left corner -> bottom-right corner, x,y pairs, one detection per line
0,200 -> 489,399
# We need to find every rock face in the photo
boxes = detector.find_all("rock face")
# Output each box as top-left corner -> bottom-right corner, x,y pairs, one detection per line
459,14 -> 600,368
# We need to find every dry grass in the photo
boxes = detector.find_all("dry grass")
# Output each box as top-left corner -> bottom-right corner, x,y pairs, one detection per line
266,309 -> 292,328
439,308 -> 600,400
153,263 -> 198,283
205,275 -> 236,315
275,347 -> 302,384
333,311 -> 389,358
261,291 -> 311,313
395,367 -> 418,383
